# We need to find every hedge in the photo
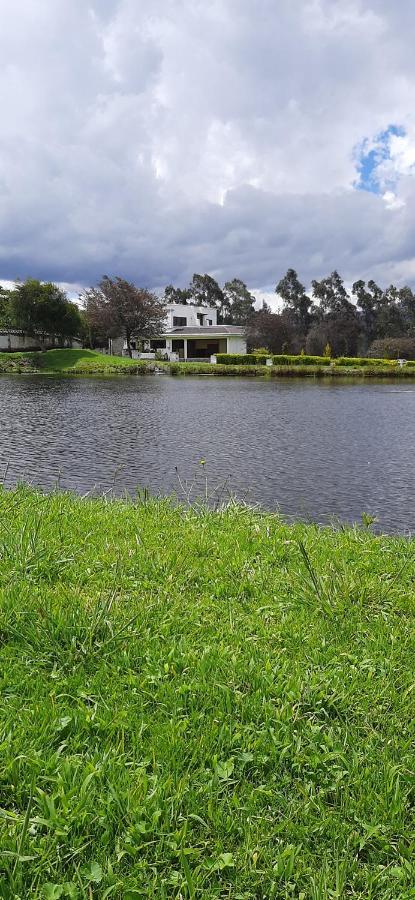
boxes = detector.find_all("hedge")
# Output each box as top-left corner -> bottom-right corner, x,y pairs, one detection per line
333,356 -> 396,367
216,353 -> 267,365
214,353 -> 404,368
272,354 -> 330,366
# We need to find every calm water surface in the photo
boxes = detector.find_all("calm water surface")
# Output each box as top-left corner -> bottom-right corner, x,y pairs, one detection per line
1,374 -> 414,533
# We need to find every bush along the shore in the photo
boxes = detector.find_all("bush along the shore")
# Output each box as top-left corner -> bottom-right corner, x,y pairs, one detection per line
216,353 -> 268,365
273,354 -> 331,366
216,352 -> 401,368
333,356 -> 396,368
1,487 -> 415,897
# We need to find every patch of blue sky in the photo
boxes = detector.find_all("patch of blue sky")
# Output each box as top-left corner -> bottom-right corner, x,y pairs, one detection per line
354,124 -> 405,194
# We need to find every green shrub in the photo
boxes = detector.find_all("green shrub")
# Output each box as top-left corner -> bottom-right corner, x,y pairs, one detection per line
333,357 -> 396,367
216,353 -> 268,365
272,354 -> 331,366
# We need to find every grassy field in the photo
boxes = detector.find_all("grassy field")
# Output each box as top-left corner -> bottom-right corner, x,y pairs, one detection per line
0,349 -> 149,375
2,348 -> 415,378
1,488 -> 415,897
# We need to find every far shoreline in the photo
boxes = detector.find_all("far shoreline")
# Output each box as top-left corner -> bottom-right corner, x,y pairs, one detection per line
3,348 -> 415,379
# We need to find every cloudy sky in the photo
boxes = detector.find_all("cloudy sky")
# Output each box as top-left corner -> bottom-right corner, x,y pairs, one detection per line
1,0 -> 415,295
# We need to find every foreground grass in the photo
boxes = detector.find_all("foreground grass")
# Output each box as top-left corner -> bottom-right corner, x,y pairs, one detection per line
3,348 -> 415,379
1,489 -> 415,898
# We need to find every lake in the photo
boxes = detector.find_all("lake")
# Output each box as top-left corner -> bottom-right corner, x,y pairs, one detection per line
1,374 -> 414,533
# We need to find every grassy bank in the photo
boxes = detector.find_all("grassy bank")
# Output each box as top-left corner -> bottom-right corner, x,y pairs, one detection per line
1,488 -> 415,897
0,349 -> 149,375
3,348 -> 415,379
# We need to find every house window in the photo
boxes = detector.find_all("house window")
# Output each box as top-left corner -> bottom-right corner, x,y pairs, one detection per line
173,316 -> 187,327
208,320 -> 213,326
196,313 -> 204,325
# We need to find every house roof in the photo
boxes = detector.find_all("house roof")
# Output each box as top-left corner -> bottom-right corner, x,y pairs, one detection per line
164,326 -> 246,336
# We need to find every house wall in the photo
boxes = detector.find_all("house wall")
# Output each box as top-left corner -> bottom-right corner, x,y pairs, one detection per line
227,335 -> 247,354
165,303 -> 217,330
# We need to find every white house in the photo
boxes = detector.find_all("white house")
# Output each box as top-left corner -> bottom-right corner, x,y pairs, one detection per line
110,303 -> 247,360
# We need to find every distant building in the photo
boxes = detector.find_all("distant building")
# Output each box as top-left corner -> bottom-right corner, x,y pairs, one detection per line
109,303 -> 247,360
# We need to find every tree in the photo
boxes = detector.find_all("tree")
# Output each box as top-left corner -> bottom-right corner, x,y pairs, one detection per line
312,270 -> 355,319
310,271 -> 361,355
58,301 -> 83,341
375,285 -> 404,338
11,278 -> 47,333
352,279 -> 383,348
276,268 -> 313,333
0,286 -> 13,326
189,274 -> 225,313
164,284 -> 193,305
305,317 -> 360,357
10,278 -> 81,340
396,286 -> 415,335
222,279 -> 256,325
368,336 -> 415,359
246,309 -> 297,354
82,276 -> 166,357
79,306 -> 108,349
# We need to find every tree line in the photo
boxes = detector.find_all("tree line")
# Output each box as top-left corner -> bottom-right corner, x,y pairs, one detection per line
2,269 -> 415,359
253,269 -> 415,359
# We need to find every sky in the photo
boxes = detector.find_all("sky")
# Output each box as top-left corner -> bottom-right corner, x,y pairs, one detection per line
2,0 -> 415,297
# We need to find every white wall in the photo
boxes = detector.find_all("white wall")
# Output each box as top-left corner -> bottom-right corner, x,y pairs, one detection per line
165,303 -> 217,330
227,335 -> 247,354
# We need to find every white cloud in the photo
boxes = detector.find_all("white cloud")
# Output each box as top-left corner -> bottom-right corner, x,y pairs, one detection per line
382,191 -> 405,210
303,0 -> 385,36
1,0 -> 415,291
388,132 -> 415,178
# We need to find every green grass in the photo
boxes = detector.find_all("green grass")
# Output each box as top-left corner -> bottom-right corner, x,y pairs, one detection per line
1,488 -> 415,897
36,349 -> 147,373
0,349 -> 149,375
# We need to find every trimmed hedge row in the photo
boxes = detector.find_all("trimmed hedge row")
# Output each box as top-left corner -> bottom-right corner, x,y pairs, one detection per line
215,353 -> 402,367
272,354 -> 330,366
216,353 -> 267,365
333,356 -> 396,367
216,353 -> 331,366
